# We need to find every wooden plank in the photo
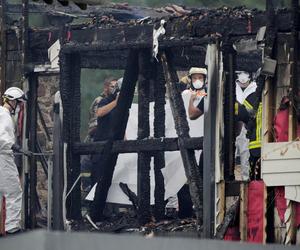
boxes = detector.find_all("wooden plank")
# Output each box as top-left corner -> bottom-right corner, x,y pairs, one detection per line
240,183 -> 248,241
262,141 -> 300,159
215,181 -> 225,233
52,94 -> 64,230
262,78 -> 274,144
215,198 -> 239,239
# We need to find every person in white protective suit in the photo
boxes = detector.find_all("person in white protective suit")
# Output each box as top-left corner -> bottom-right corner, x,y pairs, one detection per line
166,67 -> 207,219
0,87 -> 26,233
235,71 -> 257,180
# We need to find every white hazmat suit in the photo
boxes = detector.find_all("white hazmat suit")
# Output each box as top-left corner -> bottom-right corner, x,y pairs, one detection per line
0,106 -> 22,232
235,80 -> 257,180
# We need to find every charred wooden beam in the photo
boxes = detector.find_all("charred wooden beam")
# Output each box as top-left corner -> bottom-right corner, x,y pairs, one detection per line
28,73 -> 38,228
60,52 -> 82,220
215,198 -> 239,239
119,183 -> 138,212
223,43 -> 236,181
160,51 -> 203,233
73,137 -> 203,155
90,50 -> 139,222
137,49 -> 151,225
62,37 -> 214,54
153,61 -> 166,221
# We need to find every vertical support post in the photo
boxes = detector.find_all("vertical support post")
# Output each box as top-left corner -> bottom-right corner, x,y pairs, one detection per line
284,1 -> 299,244
240,183 -> 248,241
28,73 -> 38,229
21,0 -> 29,77
0,0 -> 7,104
52,93 -> 64,230
137,49 -> 151,225
60,52 -> 82,221
160,51 -> 203,233
90,50 -> 139,222
203,44 -> 218,238
223,43 -> 236,181
47,157 -> 53,230
153,61 -> 166,221
69,53 -> 82,221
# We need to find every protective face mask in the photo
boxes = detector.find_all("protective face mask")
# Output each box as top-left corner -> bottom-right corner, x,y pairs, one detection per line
236,80 -> 249,89
192,79 -> 204,90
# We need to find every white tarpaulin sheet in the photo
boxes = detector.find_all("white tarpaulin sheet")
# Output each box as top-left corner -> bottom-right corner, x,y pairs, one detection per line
86,90 -> 203,204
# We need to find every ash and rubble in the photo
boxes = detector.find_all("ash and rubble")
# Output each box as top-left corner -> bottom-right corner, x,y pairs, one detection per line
72,208 -> 198,236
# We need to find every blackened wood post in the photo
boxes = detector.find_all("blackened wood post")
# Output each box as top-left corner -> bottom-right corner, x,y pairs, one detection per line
137,49 -> 151,225
28,72 -> 38,228
153,62 -> 166,221
223,43 -> 236,181
160,52 -> 203,232
60,52 -> 82,220
90,50 -> 139,221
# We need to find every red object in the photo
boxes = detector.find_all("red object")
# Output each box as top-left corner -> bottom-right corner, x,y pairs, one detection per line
0,196 -> 6,236
247,181 -> 264,243
275,187 -> 300,227
274,107 -> 289,142
274,187 -> 286,223
224,226 -> 240,241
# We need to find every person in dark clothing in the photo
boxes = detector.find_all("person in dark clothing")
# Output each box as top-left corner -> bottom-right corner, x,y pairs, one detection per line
235,92 -> 262,180
90,78 -> 119,186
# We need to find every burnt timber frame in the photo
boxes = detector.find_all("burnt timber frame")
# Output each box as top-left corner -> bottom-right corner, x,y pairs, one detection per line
57,5 -> 296,235
4,1 -> 299,237
59,27 -> 210,227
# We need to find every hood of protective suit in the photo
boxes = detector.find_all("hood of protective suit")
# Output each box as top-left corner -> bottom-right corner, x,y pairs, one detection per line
236,81 -> 257,104
0,106 -> 15,152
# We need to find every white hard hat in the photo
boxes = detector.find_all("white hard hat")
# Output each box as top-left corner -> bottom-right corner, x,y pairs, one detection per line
236,71 -> 250,84
3,87 -> 26,101
189,67 -> 207,77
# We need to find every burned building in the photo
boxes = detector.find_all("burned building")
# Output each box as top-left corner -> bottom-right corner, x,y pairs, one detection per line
0,0 -> 300,246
